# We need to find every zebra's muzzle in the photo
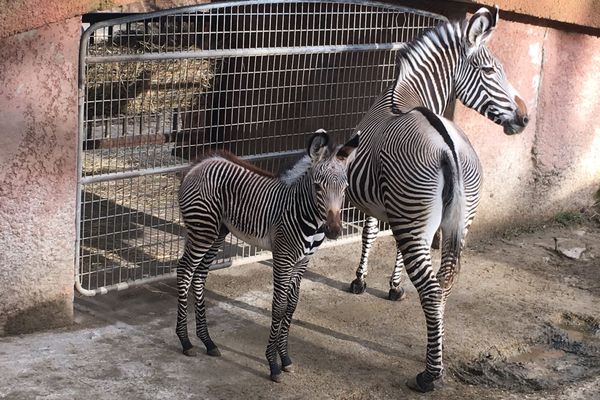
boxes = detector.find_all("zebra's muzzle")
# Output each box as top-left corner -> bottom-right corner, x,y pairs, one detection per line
324,210 -> 342,240
503,95 -> 529,135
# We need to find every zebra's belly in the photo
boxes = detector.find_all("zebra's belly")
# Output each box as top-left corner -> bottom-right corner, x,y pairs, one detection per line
347,183 -> 389,222
224,222 -> 272,251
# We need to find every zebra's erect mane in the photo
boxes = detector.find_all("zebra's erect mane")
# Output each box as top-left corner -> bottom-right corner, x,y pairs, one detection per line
277,141 -> 337,186
395,20 -> 463,77
278,155 -> 313,186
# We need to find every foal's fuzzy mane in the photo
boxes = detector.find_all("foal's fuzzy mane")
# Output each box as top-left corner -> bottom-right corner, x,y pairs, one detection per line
182,150 -> 275,181
277,141 -> 337,186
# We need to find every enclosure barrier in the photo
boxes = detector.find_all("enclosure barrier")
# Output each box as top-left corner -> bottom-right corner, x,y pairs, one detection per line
76,0 -> 446,295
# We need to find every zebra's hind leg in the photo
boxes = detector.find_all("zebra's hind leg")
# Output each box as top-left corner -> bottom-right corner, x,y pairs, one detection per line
395,233 -> 444,393
175,227 -> 220,357
350,216 -> 379,294
387,246 -> 406,301
192,226 -> 229,357
277,257 -> 310,373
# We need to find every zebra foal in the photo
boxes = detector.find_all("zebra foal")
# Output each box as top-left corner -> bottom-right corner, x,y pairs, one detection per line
345,8 -> 529,392
175,129 -> 358,383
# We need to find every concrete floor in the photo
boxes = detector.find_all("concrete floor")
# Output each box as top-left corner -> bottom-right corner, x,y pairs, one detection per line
1,224 -> 600,400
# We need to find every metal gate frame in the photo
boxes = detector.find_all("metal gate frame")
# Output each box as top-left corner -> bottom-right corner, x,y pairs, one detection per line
76,0 -> 446,295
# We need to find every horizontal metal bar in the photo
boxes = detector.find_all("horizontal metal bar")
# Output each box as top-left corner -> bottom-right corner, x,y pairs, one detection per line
80,149 -> 305,184
85,43 -> 407,64
75,229 -> 392,296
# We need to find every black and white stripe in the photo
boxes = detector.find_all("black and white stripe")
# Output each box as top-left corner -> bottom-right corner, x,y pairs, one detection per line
347,8 -> 527,392
175,129 -> 358,383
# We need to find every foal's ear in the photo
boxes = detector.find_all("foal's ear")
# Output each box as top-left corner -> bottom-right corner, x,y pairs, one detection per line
307,129 -> 330,161
336,131 -> 360,164
465,7 -> 498,51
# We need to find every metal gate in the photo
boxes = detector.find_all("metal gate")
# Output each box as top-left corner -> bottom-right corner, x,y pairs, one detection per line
76,0 -> 446,295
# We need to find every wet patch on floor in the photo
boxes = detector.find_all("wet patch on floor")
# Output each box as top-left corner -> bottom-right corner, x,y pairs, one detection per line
451,312 -> 600,392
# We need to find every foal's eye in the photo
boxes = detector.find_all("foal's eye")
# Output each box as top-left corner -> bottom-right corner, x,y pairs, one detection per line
481,66 -> 495,75
313,183 -> 323,192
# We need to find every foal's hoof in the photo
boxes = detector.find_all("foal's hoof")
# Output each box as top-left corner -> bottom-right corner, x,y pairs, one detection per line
387,287 -> 406,302
183,347 -> 198,357
282,363 -> 294,373
269,363 -> 282,382
406,372 -> 435,393
350,278 -> 367,294
206,347 -> 221,357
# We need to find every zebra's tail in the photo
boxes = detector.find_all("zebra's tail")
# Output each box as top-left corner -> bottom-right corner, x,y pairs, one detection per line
440,150 -> 465,274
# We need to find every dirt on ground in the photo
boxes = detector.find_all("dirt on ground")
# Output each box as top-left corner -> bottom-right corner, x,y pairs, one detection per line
1,216 -> 599,400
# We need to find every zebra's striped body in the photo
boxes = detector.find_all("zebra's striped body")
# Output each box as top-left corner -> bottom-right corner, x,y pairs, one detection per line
175,130 -> 358,383
346,8 -> 528,392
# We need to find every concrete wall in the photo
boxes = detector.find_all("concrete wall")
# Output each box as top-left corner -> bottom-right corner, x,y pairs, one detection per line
0,18 -> 81,335
454,19 -> 600,236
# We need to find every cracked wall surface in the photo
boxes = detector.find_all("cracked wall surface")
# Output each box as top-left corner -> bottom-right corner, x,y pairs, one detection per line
454,20 -> 600,236
0,17 -> 80,335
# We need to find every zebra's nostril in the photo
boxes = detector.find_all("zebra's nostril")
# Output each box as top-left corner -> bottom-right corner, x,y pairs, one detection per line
522,116 -> 529,125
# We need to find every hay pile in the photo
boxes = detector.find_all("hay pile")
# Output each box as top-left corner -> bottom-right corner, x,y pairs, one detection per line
86,39 -> 214,117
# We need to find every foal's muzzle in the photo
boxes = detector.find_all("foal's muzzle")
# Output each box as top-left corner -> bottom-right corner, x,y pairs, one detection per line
324,210 -> 342,240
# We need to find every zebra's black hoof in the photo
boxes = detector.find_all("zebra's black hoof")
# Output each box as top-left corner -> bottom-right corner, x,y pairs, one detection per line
406,372 -> 435,393
350,278 -> 367,294
182,347 -> 198,357
206,347 -> 221,357
270,363 -> 282,382
388,287 -> 406,301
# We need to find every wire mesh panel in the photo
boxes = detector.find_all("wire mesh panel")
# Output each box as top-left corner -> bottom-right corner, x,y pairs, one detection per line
77,0 -> 446,295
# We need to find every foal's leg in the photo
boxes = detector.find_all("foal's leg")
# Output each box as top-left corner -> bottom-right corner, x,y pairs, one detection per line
192,227 -> 229,357
176,226 -> 220,357
277,257 -> 310,373
266,255 -> 294,382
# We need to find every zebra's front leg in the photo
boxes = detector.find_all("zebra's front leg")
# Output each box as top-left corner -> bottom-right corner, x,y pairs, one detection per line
266,258 -> 293,382
277,257 -> 310,373
192,228 -> 229,357
350,216 -> 379,294
397,235 -> 444,393
387,246 -> 406,301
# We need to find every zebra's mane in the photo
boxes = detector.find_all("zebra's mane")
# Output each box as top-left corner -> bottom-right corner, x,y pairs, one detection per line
184,150 -> 275,180
278,155 -> 313,186
395,20 -> 463,78
277,141 -> 336,186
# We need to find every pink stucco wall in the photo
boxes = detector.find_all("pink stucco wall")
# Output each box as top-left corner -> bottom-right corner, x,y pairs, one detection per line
0,17 -> 80,335
454,18 -> 600,236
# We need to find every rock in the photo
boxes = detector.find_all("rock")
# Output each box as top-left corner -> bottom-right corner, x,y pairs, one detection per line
559,247 -> 587,260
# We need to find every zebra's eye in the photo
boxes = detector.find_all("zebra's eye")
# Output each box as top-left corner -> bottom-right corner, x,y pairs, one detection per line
313,182 -> 323,192
481,66 -> 495,75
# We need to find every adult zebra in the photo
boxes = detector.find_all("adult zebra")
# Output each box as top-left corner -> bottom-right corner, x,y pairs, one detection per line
345,8 -> 528,392
175,129 -> 358,383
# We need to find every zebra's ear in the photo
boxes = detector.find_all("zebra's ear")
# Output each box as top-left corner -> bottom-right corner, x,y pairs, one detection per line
307,129 -> 330,161
465,7 -> 498,51
336,131 -> 360,164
